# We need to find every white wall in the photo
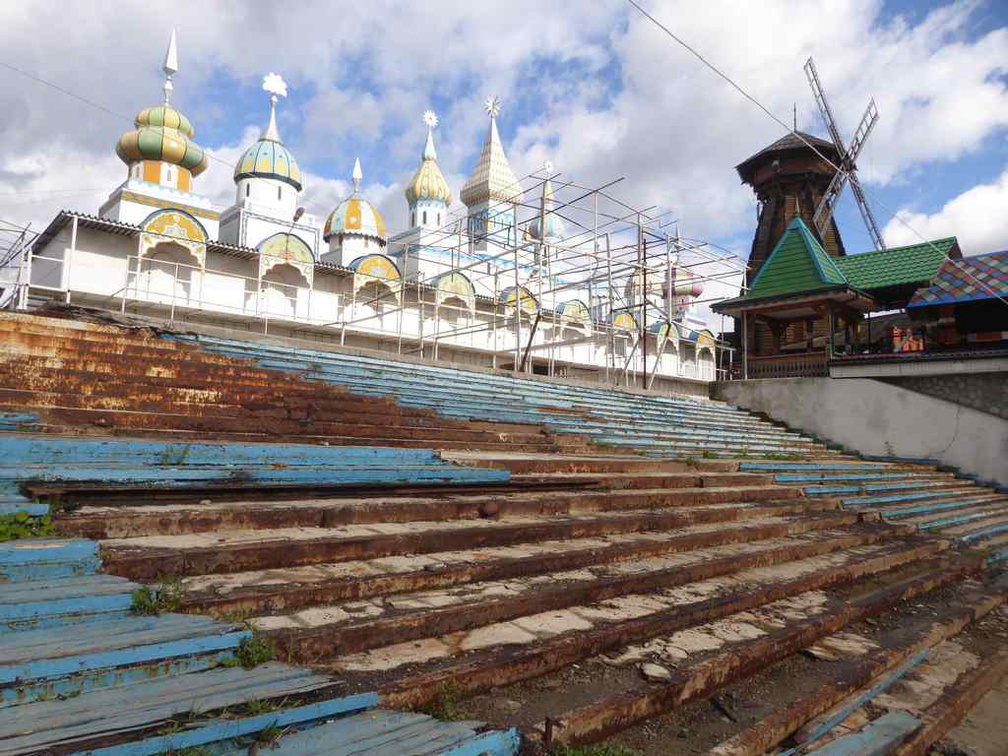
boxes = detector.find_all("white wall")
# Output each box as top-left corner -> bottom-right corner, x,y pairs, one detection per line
715,377 -> 1008,486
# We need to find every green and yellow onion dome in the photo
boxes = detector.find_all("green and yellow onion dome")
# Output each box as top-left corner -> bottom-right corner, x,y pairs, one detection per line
323,195 -> 388,242
404,130 -> 451,205
234,138 -> 302,191
116,105 -> 207,176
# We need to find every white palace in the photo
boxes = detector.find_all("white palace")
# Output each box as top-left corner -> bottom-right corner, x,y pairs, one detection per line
12,33 -> 719,392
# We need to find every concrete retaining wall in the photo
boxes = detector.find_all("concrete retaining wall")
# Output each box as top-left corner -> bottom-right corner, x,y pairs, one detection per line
714,377 -> 1008,487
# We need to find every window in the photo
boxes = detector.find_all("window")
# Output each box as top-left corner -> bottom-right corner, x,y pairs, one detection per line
423,211 -> 428,225
411,212 -> 415,227
277,185 -> 282,201
246,184 -> 250,198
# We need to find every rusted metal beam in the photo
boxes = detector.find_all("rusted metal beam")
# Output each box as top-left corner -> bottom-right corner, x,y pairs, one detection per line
103,502 -> 837,580
541,558 -> 982,747
379,542 -> 955,712
706,575 -> 1008,756
185,516 -> 866,617
275,528 -> 909,662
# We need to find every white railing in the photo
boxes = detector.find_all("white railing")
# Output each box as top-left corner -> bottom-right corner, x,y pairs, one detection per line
20,245 -> 726,386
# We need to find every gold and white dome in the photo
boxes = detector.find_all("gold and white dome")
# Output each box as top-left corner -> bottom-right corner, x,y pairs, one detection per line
405,111 -> 451,206
323,159 -> 388,243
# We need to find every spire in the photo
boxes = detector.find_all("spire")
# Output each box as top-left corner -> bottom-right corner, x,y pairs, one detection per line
405,110 -> 452,207
352,158 -> 363,192
162,29 -> 178,105
261,73 -> 288,142
422,110 -> 439,161
527,162 -> 565,242
460,95 -> 523,207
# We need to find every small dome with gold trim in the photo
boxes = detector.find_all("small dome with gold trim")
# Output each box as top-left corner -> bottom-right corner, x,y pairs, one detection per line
323,159 -> 388,242
116,104 -> 207,176
405,114 -> 451,206
235,140 -> 302,191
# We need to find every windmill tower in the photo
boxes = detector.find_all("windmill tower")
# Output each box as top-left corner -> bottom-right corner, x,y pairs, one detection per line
735,57 -> 882,356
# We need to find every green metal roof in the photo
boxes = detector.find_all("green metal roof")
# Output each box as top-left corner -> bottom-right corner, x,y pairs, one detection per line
835,237 -> 956,290
743,218 -> 847,301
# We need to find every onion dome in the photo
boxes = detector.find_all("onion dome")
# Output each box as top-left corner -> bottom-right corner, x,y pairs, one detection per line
323,159 -> 388,242
115,31 -> 207,177
666,268 -> 705,298
525,175 -> 565,241
460,96 -> 523,207
405,113 -> 452,205
234,78 -> 302,191
116,104 -> 207,176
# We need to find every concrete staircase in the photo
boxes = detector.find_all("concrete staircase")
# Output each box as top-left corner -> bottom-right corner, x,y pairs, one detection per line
0,308 -> 1005,755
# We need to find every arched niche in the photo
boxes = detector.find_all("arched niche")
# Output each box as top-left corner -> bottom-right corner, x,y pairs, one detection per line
500,285 -> 538,321
695,329 -> 717,380
255,262 -> 309,319
140,209 -> 208,268
555,299 -> 592,336
135,240 -> 203,305
258,233 -> 314,288
434,272 -> 476,317
350,254 -> 401,304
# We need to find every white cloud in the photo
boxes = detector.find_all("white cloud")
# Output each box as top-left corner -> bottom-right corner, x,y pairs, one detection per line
883,167 -> 1008,254
0,0 -> 1005,306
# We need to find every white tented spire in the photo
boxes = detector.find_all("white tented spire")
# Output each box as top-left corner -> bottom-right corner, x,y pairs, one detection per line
162,29 -> 178,105
352,157 -> 363,192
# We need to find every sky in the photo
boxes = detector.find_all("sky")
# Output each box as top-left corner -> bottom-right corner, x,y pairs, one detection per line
0,0 -> 1005,324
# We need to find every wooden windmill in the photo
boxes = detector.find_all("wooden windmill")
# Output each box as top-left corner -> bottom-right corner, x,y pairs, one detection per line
804,57 -> 886,251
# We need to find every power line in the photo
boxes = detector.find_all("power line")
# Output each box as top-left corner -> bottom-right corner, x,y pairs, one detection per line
0,61 -> 236,171
624,0 -> 1007,307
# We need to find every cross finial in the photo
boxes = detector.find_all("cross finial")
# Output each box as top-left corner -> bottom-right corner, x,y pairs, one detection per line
352,157 -> 363,192
484,95 -> 501,119
423,110 -> 439,130
162,29 -> 178,105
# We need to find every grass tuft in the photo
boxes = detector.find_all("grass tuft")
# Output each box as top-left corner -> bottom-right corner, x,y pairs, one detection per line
551,744 -> 641,756
131,577 -> 184,616
235,632 -> 275,670
421,681 -> 461,721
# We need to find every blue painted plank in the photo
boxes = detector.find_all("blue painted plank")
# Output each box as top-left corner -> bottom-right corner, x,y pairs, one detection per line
432,728 -> 521,756
0,628 -> 249,685
0,556 -> 100,584
75,693 -> 379,756
0,501 -> 48,516
960,521 -> 1008,543
918,509 -> 1006,531
255,711 -> 431,756
787,650 -> 927,753
1,648 -> 240,707
802,710 -> 921,755
0,663 -> 334,747
0,539 -> 97,564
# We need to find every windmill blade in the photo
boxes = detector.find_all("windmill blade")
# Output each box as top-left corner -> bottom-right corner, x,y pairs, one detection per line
813,168 -> 849,237
804,57 -> 845,151
848,172 -> 887,251
846,99 -> 879,165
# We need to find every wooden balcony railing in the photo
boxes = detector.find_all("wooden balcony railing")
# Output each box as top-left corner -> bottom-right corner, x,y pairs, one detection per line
737,351 -> 829,379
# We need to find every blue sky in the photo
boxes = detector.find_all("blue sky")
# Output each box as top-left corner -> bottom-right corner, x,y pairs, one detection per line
0,0 -> 1005,290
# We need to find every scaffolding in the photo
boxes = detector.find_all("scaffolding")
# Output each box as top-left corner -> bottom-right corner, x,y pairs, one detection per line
322,167 -> 749,386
